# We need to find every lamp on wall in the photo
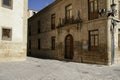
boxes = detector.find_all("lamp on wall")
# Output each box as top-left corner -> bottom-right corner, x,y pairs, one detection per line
98,0 -> 117,17
111,0 -> 117,10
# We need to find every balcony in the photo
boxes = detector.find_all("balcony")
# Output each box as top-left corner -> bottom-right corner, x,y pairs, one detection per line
57,16 -> 83,28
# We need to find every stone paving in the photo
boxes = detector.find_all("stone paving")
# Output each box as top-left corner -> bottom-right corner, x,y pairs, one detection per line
0,57 -> 120,80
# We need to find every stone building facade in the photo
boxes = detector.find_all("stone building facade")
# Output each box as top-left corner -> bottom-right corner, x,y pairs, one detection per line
28,0 -> 120,65
0,0 -> 28,62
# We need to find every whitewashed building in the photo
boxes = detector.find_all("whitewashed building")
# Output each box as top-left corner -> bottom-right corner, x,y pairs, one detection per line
0,0 -> 28,62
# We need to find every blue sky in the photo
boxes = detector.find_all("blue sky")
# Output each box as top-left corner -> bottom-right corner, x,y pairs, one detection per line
28,0 -> 55,11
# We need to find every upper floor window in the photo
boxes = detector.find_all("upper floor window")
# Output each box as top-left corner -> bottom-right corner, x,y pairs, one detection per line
2,0 -> 13,9
28,25 -> 31,36
38,39 -> 41,50
88,0 -> 98,20
51,14 -> 55,30
51,36 -> 55,50
89,30 -> 99,51
65,4 -> 72,23
37,20 -> 41,33
29,40 -> 31,49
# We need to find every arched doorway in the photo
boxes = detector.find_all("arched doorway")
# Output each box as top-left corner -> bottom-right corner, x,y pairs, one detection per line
65,34 -> 74,59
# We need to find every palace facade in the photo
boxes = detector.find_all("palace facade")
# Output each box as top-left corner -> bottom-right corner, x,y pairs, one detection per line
28,0 -> 120,65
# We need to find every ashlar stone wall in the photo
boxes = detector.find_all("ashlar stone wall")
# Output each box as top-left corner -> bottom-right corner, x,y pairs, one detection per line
28,0 -> 120,65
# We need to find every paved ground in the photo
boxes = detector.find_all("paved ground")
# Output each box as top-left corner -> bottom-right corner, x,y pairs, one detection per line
0,57 -> 120,80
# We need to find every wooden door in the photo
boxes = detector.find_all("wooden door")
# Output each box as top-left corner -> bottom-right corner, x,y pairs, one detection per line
65,34 -> 73,59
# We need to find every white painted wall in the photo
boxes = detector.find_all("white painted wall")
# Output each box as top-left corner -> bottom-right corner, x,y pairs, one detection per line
0,0 -> 27,61
0,0 -> 25,42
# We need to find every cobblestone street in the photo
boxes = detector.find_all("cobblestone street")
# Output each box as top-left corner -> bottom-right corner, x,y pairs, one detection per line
0,57 -> 120,80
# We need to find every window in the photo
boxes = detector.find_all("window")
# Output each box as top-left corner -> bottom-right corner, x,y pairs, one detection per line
2,0 -> 12,9
37,20 -> 41,33
38,39 -> 41,50
89,30 -> 99,51
51,14 -> 55,29
28,25 -> 31,36
88,0 -> 98,20
29,40 -> 31,49
65,4 -> 72,23
2,28 -> 12,41
51,37 -> 55,50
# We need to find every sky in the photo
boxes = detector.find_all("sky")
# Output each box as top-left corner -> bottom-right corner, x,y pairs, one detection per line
28,0 -> 55,11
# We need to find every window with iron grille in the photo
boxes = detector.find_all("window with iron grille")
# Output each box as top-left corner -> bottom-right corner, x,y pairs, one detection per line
51,14 -> 55,29
88,0 -> 98,20
2,28 -> 12,41
65,4 -> 72,23
89,30 -> 99,51
38,39 -> 41,50
2,0 -> 12,9
51,37 -> 55,50
28,25 -> 31,36
38,20 -> 41,33
29,40 -> 31,49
